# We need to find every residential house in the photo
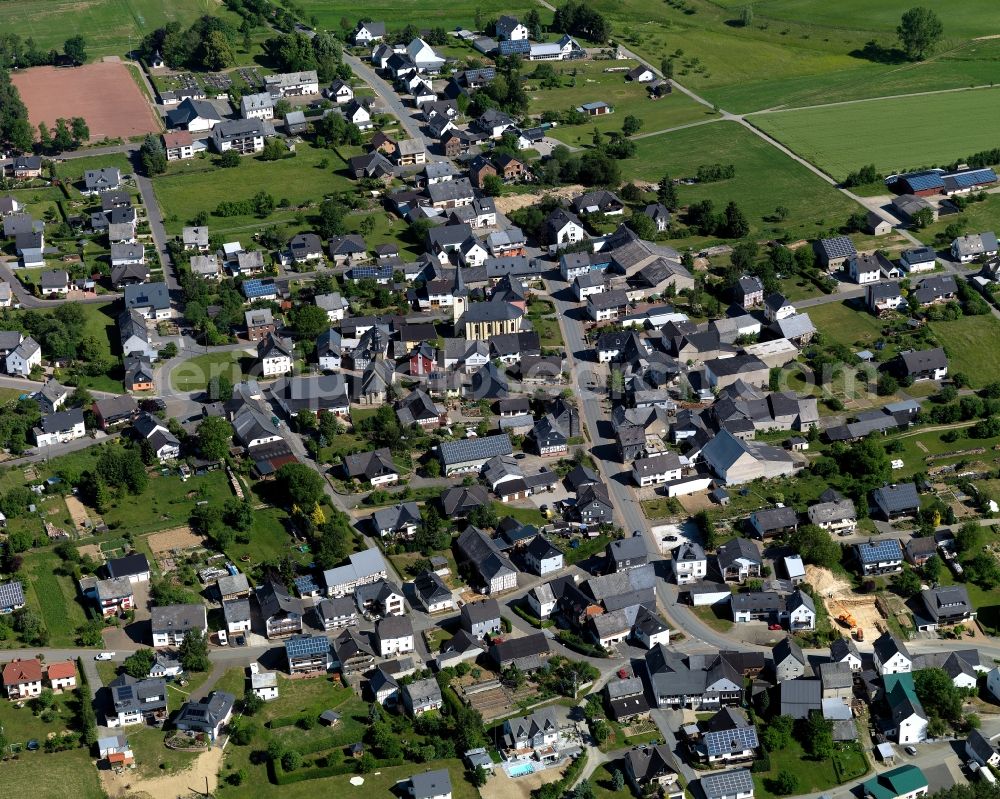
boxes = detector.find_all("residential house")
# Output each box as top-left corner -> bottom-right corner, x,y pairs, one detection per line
402,677 -> 443,717
456,525 -> 517,594
873,483 -> 921,520
411,769 -> 453,799
897,348 -> 948,382
716,538 -> 762,583
625,744 -> 683,799
257,333 -> 294,377
151,604 -> 208,648
524,535 -> 563,576
917,585 -> 976,631
952,232 -> 998,263
412,571 -> 454,614
873,632 -> 912,675
33,408 -> 86,448
257,580 -> 304,638
816,236 -> 857,271
285,634 -> 332,674
174,691 -> 234,742
855,537 -> 904,575
370,502 -> 420,540
503,707 -> 561,760
749,506 -> 798,540
807,497 -> 857,535
376,615 -> 414,657
3,658 -> 43,699
5,336 -> 40,376
105,674 -> 167,727
0,581 -> 25,614
672,541 -> 707,585
461,598 -> 502,638
701,770 -> 755,799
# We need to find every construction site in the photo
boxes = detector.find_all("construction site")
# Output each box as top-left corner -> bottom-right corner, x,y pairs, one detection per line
806,565 -> 891,642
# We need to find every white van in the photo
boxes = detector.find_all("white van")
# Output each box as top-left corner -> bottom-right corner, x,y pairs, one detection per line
94,652 -> 115,661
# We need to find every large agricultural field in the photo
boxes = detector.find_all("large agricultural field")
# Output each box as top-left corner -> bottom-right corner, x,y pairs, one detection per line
584,0 -> 1000,113
618,121 -> 858,243
299,0 -> 536,33
0,0 -> 241,58
750,88 -> 1000,180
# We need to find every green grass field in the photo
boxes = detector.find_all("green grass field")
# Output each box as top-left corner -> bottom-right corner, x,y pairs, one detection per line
526,59 -> 716,144
21,549 -> 90,647
751,87 -> 1000,179
807,299 -> 885,349
300,0 -> 535,34
586,0 -> 1000,113
0,747 -> 103,798
753,739 -> 867,799
0,0 -> 241,59
619,121 -> 857,244
930,315 -> 1000,389
154,144 -> 355,238
170,351 -> 255,392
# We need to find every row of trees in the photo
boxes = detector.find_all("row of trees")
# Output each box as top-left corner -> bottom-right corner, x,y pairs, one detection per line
0,33 -> 86,69
0,69 -> 31,153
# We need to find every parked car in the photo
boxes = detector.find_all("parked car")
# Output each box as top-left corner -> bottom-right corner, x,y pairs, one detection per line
905,746 -> 918,756
767,623 -> 782,631
95,652 -> 115,661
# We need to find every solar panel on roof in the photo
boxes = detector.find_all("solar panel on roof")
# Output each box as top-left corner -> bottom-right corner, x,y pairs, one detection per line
902,172 -> 944,192
949,169 -> 997,188
821,236 -> 856,259
703,769 -> 754,796
285,635 -> 329,657
704,726 -> 759,756
858,538 -> 901,563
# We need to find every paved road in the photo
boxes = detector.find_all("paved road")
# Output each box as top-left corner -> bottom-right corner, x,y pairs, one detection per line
344,54 -> 442,160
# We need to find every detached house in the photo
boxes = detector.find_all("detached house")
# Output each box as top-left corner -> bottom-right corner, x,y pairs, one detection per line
873,632 -> 912,675
3,658 -> 43,699
855,537 -> 903,575
257,333 -> 294,377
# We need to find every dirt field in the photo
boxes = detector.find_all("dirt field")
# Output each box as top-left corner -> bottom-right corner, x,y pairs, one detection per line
480,761 -> 566,799
806,565 -> 885,643
495,184 -> 584,214
64,495 -> 92,531
98,745 -> 222,798
12,62 -> 161,141
148,526 -> 204,555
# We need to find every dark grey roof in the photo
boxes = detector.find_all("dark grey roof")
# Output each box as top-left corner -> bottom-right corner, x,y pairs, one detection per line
899,347 -> 947,375
872,631 -> 911,664
701,769 -> 754,799
106,553 -> 149,578
715,538 -> 761,570
921,585 -> 974,622
461,597 -> 501,625
779,679 -> 821,719
124,281 -> 169,311
439,434 -> 512,465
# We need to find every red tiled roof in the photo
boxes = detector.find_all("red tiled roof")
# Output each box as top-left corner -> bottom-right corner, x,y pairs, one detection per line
3,658 -> 42,685
47,661 -> 76,680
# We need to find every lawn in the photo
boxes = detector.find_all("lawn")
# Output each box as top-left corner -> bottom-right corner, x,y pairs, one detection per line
930,315 -> 1000,388
223,506 -> 313,569
807,299 -> 885,350
592,760 -> 634,799
95,467 -> 235,535
0,0 -> 242,58
128,725 -> 201,777
53,153 -> 135,183
154,143 -> 355,237
618,122 -> 858,245
759,739 -> 868,799
215,675 -> 472,799
0,687 -> 85,744
170,351 -> 255,392
913,194 -> 1000,248
492,502 -> 548,527
692,604 -> 733,633
751,87 -> 1000,180
526,59 -> 716,145
0,747 -> 103,798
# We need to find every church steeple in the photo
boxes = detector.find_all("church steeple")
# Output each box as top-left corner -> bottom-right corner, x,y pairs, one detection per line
452,266 -> 467,326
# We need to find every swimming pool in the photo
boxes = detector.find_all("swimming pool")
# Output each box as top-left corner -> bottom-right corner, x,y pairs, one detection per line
506,762 -> 536,778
